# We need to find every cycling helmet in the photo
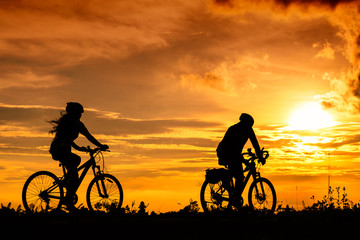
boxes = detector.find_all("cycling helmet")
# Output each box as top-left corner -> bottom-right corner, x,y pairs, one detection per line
239,113 -> 254,127
66,102 -> 84,114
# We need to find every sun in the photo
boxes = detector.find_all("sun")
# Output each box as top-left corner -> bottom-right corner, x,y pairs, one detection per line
286,102 -> 337,131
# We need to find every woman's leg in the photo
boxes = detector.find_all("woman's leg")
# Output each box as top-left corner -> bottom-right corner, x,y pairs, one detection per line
60,153 -> 81,206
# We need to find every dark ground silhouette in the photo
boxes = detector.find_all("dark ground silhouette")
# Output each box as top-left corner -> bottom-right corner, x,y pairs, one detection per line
1,199 -> 360,240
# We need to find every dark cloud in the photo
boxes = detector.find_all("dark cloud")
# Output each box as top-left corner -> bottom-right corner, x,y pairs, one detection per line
0,136 -> 50,149
308,134 -> 360,148
213,0 -> 358,9
161,166 -> 206,173
317,70 -> 360,113
270,174 -> 325,185
0,106 -> 59,133
330,150 -> 360,157
0,104 -> 221,136
348,73 -> 360,101
118,147 -> 213,160
0,104 -> 221,163
272,0 -> 357,8
113,168 -> 170,178
0,106 -> 56,122
85,116 -> 221,136
120,137 -> 218,148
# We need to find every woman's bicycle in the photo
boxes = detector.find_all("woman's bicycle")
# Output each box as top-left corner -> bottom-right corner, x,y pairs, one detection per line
200,148 -> 276,213
22,147 -> 123,213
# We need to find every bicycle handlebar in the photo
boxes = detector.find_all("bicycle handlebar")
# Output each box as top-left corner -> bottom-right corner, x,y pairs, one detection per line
83,146 -> 110,156
242,148 -> 269,161
262,150 -> 269,160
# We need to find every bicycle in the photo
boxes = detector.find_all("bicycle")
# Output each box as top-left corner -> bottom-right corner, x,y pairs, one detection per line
200,148 -> 276,213
22,147 -> 123,213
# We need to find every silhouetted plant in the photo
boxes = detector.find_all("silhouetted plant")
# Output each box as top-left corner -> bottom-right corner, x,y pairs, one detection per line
138,201 -> 149,216
277,204 -> 296,213
113,200 -> 150,215
93,200 -> 120,212
1,189 -> 360,218
304,186 -> 354,212
0,202 -> 23,215
124,200 -> 137,214
179,199 -> 200,214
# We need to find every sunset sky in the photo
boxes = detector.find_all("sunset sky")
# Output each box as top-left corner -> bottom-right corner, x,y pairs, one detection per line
1,0 -> 360,212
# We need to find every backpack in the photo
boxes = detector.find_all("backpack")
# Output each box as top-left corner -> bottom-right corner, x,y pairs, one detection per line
216,140 -> 230,166
205,168 -> 231,184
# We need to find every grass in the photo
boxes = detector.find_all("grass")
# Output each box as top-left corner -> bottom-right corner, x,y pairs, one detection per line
2,188 -> 359,239
1,203 -> 359,240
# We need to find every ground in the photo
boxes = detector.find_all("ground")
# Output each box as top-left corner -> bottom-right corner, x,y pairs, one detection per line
1,208 -> 359,240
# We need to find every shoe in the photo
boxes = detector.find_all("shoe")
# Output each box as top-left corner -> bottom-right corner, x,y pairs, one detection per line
64,201 -> 79,212
229,193 -> 243,209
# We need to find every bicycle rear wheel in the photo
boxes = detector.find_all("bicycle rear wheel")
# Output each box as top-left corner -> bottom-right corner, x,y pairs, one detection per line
86,173 -> 123,212
22,171 -> 64,213
200,179 -> 232,212
248,177 -> 276,213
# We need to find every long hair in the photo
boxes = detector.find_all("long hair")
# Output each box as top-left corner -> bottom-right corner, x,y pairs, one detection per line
48,102 -> 84,135
48,111 -> 67,134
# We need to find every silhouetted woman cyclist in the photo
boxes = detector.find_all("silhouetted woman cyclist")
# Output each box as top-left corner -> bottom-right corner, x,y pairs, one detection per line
48,102 -> 108,209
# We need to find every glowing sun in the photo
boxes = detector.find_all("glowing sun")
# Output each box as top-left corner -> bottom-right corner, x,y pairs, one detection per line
286,102 -> 337,131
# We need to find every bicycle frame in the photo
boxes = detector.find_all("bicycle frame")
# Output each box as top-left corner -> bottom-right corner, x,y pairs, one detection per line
60,150 -> 109,198
201,148 -> 274,212
237,163 -> 259,195
233,148 -> 268,197
228,148 -> 268,198
22,147 -> 123,213
227,159 -> 258,199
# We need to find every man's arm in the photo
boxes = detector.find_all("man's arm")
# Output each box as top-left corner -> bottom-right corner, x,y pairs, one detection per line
249,128 -> 263,159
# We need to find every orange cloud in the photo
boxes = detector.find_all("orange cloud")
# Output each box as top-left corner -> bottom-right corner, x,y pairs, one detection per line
2,0 -> 360,210
0,1 -> 192,68
210,0 -> 360,113
0,71 -> 68,89
314,42 -> 335,59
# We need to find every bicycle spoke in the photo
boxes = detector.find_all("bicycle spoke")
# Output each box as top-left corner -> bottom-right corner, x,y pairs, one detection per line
202,181 -> 231,211
87,174 -> 122,212
249,178 -> 276,212
23,171 -> 63,213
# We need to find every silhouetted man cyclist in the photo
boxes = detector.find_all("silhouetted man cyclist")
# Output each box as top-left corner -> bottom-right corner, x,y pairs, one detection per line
48,102 -> 109,210
216,113 -> 264,199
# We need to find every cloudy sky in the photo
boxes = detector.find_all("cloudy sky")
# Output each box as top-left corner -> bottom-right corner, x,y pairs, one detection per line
0,0 -> 360,211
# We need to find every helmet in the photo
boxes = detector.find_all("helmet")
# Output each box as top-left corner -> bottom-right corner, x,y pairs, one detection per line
239,113 -> 254,126
66,102 -> 84,114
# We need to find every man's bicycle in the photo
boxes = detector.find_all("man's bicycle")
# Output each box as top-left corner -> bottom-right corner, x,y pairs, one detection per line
200,148 -> 276,213
22,147 -> 123,212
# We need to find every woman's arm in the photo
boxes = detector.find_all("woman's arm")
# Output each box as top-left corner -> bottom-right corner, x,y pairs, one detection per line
79,122 -> 108,149
72,142 -> 84,151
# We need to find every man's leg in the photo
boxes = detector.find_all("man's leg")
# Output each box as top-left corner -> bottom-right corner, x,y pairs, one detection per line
229,160 -> 244,199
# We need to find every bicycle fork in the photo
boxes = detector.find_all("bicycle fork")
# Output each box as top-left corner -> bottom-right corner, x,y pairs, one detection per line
92,166 -> 109,198
96,177 -> 109,198
253,173 -> 266,202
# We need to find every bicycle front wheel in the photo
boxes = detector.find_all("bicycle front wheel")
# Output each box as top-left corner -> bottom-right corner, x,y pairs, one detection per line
22,171 -> 64,213
248,177 -> 276,213
86,174 -> 123,212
